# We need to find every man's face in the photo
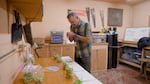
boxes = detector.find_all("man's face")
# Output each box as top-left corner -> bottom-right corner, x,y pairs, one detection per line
68,16 -> 79,27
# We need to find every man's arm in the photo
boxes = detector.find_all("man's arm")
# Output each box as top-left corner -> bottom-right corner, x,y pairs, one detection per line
67,24 -> 92,43
74,34 -> 91,43
67,32 -> 91,43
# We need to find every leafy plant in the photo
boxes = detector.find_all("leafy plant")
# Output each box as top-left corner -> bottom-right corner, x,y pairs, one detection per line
23,72 -> 33,84
66,67 -> 73,79
63,62 -> 68,70
34,75 -> 43,84
53,54 -> 62,63
74,80 -> 82,84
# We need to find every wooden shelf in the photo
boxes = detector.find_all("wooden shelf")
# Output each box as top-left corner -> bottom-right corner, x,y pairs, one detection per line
146,67 -> 150,72
8,0 -> 43,22
119,41 -> 137,47
119,59 -> 141,68
118,41 -> 150,73
122,44 -> 137,48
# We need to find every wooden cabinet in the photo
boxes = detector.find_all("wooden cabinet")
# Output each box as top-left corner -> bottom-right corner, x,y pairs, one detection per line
62,45 -> 75,60
118,41 -> 141,69
35,44 -> 50,57
33,44 -> 75,59
32,44 -> 50,57
49,44 -> 75,60
49,44 -> 63,57
91,43 -> 108,74
118,41 -> 150,72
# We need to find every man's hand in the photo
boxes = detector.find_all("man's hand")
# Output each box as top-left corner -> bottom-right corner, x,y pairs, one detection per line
67,32 -> 74,41
67,32 -> 74,38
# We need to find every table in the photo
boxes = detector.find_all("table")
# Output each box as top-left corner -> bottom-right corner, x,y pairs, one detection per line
13,56 -> 102,84
13,57 -> 77,84
61,56 -> 102,84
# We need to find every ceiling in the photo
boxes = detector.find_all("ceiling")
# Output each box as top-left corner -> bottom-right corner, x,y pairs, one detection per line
96,0 -> 146,5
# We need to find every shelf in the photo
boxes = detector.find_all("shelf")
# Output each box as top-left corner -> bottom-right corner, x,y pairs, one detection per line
146,67 -> 150,72
119,59 -> 141,68
8,0 -> 43,22
119,41 -> 137,48
118,41 -> 150,73
122,44 -> 137,48
143,46 -> 150,50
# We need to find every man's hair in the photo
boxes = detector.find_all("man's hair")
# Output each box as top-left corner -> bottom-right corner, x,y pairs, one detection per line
67,12 -> 78,19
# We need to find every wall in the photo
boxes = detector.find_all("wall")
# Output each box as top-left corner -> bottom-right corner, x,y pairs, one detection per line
0,0 -> 8,33
31,0 -> 133,40
0,0 -> 26,84
0,34 -> 24,84
0,0 -> 26,34
132,0 -> 150,27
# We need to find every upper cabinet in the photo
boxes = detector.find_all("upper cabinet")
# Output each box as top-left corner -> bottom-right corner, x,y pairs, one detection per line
8,0 -> 43,22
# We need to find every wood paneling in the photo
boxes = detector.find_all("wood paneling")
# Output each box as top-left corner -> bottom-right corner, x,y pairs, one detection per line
8,0 -> 43,22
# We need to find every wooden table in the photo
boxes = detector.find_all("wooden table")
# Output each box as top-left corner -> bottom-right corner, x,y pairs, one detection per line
13,57 -> 77,84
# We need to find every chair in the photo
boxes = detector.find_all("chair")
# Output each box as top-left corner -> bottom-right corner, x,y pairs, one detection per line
137,37 -> 150,83
139,57 -> 150,83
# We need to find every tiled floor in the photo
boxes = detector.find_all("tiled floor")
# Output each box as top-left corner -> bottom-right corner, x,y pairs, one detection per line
92,64 -> 150,84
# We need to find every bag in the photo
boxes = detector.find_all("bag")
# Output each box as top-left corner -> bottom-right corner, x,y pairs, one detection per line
11,10 -> 22,43
137,37 -> 150,50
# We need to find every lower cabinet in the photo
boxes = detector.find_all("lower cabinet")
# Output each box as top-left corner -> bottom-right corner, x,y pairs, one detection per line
34,43 -> 108,73
91,43 -> 108,74
49,44 -> 75,60
49,44 -> 62,56
35,44 -> 50,57
62,45 -> 75,60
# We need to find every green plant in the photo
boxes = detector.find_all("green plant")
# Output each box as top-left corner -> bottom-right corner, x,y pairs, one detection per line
53,54 -> 62,63
66,67 -> 73,79
23,72 -> 33,84
63,63 -> 68,70
34,75 -> 43,84
74,79 -> 82,84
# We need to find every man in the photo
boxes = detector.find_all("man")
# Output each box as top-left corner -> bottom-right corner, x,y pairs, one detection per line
67,12 -> 92,72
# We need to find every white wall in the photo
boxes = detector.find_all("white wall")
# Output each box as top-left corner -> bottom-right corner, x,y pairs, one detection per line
133,0 -> 150,27
0,0 -> 8,33
0,1 -> 26,84
0,34 -> 24,84
31,0 -> 133,40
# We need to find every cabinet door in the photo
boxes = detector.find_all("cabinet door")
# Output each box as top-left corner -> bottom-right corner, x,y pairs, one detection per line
62,46 -> 75,60
50,46 -> 62,57
91,49 -> 98,72
36,45 -> 50,57
91,44 -> 108,73
97,45 -> 108,70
